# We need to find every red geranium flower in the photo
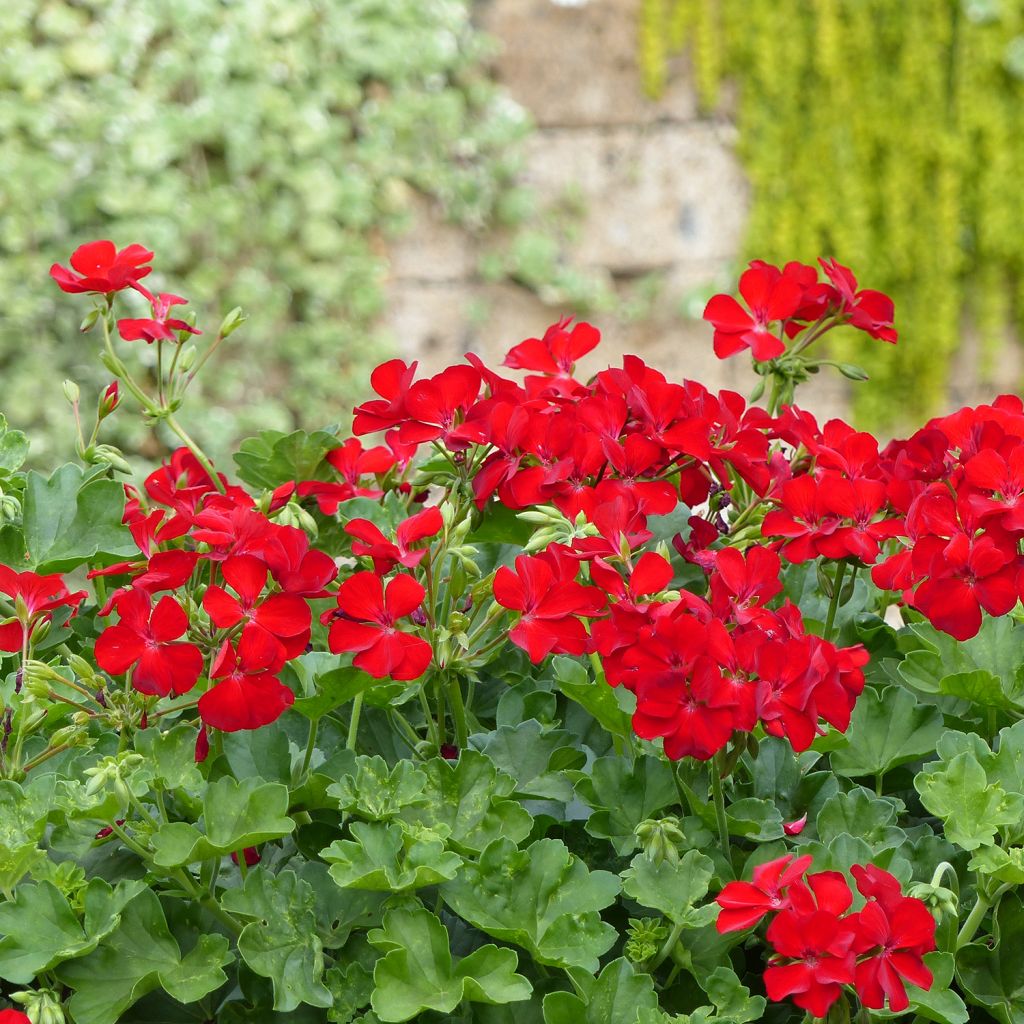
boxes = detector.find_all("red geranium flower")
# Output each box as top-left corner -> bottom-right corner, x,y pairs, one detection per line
327,572 -> 432,680
849,865 -> 936,1012
50,240 -> 153,295
203,555 -> 312,663
503,317 -> 600,378
0,566 -> 87,652
704,262 -> 804,361
95,590 -> 203,697
344,506 -> 443,575
118,292 -> 202,343
0,1010 -> 32,1024
716,853 -> 814,932
198,634 -> 295,732
819,258 -> 897,344
493,549 -> 607,662
763,872 -> 859,1018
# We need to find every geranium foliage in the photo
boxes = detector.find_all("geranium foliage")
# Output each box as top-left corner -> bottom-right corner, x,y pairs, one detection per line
0,242 -> 1022,1022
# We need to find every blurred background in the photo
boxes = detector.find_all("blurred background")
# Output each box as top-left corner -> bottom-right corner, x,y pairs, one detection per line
2,0 -> 1023,465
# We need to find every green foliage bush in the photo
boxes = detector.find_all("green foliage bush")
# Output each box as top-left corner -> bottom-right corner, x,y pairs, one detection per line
0,0 -> 530,461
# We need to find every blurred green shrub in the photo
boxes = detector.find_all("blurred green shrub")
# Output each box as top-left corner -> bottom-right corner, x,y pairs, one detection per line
0,0 -> 532,462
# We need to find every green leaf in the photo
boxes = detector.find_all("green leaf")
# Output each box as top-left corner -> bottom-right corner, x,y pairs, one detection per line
542,958 -> 659,1024
747,736 -> 840,825
134,726 -> 204,791
23,464 -> 138,573
551,656 -> 631,737
968,846 -> 1024,884
959,893 -> 1024,1024
0,416 -> 28,473
221,868 -> 333,1012
0,881 -> 86,982
0,877 -> 146,983
815,789 -> 907,851
234,428 -> 340,490
471,719 -> 583,801
0,776 -> 56,848
915,751 -> 1024,851
682,787 -> 785,843
322,821 -> 462,891
400,748 -> 533,853
830,686 -> 944,778
700,967 -> 768,1024
150,776 -> 295,866
293,664 -> 377,720
57,889 -> 231,1024
297,861 -> 385,950
0,842 -> 45,899
575,755 -> 677,855
329,756 -> 427,821
620,850 -> 716,927
441,837 -> 620,972
368,907 -> 531,1022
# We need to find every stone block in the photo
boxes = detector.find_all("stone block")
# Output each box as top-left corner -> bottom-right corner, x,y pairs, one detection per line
476,0 -> 698,127
520,122 -> 747,273
385,195 -> 480,283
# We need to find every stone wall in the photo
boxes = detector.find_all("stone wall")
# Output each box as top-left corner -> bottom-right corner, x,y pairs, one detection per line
383,0 -> 851,421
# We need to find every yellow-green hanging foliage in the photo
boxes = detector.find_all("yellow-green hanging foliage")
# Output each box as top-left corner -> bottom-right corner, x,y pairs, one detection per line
639,0 -> 1024,428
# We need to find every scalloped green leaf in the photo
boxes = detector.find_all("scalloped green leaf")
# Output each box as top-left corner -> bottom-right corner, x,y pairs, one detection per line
441,837 -> 619,972
369,907 -> 531,1022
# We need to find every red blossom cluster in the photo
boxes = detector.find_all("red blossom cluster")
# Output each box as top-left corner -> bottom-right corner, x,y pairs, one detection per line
89,449 -> 341,731
591,546 -> 868,759
704,257 -> 897,362
348,317 -> 871,760
871,397 -> 1024,639
716,855 -> 936,1017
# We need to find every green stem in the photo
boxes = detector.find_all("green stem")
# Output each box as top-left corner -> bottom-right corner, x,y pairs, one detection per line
447,675 -> 469,749
163,412 -> 225,494
346,693 -> 364,751
297,718 -> 319,782
711,754 -> 735,878
100,313 -> 159,416
418,686 -> 439,749
21,743 -> 73,773
648,919 -> 685,971
823,560 -> 848,642
388,708 -> 423,755
956,894 -> 990,949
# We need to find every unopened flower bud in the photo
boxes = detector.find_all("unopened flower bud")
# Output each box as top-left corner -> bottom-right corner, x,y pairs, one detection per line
907,881 -> 958,917
12,987 -> 66,1024
98,381 -> 120,419
49,725 -> 82,748
62,379 -> 81,405
99,349 -> 125,377
67,653 -> 99,685
218,306 -> 247,339
635,816 -> 686,865
92,444 -> 132,475
79,308 -> 101,333
178,344 -> 198,372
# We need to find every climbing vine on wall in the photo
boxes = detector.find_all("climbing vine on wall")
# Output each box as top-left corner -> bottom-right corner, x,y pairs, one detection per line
640,0 -> 1024,427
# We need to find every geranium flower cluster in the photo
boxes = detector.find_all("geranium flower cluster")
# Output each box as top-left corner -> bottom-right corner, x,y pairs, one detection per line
590,546 -> 868,759
88,449 -> 342,731
716,855 -> 936,1017
870,396 -> 1024,640
704,257 -> 897,362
